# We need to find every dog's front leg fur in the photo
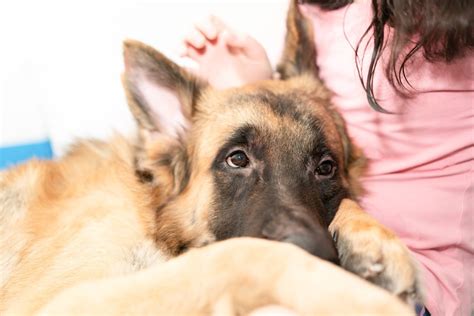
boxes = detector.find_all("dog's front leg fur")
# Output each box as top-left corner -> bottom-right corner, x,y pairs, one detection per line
38,238 -> 412,316
329,199 -> 422,305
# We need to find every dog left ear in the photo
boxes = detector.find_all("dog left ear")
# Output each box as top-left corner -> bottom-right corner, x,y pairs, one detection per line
122,40 -> 206,193
122,40 -> 207,139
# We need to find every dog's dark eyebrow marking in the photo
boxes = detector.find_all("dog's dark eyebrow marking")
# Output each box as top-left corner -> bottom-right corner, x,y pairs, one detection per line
225,125 -> 256,147
211,125 -> 255,160
261,92 -> 303,120
229,90 -> 320,130
233,91 -> 330,152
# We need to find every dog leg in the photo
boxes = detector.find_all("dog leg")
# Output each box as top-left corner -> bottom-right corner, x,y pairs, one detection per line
37,238 -> 412,316
329,199 -> 422,306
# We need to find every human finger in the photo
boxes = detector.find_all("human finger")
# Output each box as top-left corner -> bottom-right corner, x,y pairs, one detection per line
194,17 -> 218,41
183,28 -> 207,50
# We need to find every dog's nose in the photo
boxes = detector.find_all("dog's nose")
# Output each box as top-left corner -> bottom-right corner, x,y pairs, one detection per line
258,204 -> 339,264
283,232 -> 339,265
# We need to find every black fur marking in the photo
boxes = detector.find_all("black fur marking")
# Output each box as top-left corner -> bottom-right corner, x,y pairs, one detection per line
228,90 -> 332,152
209,98 -> 347,262
176,242 -> 190,255
135,169 -> 154,183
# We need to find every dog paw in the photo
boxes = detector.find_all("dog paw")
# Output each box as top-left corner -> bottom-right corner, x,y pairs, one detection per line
333,223 -> 422,306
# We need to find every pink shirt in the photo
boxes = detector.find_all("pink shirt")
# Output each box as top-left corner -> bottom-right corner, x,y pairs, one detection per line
300,2 -> 473,315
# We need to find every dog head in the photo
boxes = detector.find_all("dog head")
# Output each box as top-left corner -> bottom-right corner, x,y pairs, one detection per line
122,5 -> 364,264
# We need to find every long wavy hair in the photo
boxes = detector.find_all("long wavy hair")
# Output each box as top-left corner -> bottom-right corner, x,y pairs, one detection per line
301,0 -> 474,112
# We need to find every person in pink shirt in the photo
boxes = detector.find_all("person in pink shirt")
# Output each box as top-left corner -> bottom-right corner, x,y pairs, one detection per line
180,1 -> 473,315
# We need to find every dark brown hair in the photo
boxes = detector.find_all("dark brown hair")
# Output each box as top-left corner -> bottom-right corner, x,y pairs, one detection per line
301,0 -> 474,112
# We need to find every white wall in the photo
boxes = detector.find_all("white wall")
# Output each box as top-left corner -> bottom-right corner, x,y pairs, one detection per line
0,0 -> 288,156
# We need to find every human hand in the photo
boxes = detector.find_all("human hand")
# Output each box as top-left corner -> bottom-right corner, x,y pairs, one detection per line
180,15 -> 273,89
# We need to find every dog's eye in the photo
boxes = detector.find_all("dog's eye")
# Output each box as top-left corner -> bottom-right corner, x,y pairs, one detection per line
226,151 -> 249,168
315,158 -> 336,179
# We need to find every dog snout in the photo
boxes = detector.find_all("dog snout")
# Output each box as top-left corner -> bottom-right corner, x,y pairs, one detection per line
282,232 -> 339,265
260,211 -> 339,265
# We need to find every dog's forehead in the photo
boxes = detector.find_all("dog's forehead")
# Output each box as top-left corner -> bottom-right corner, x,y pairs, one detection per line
193,78 -> 343,161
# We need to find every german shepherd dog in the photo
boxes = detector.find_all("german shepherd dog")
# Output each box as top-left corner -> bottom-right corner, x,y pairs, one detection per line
0,2 -> 420,315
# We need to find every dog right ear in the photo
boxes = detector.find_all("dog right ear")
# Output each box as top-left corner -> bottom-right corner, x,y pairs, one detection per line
122,40 -> 207,140
276,0 -> 319,79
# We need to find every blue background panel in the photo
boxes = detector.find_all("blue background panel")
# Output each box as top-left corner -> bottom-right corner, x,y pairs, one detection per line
0,140 -> 53,170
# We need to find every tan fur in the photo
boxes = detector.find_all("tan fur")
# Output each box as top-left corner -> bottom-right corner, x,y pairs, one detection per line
0,135 -> 413,316
329,200 -> 422,303
0,82 -> 419,316
0,1 -> 420,313
0,137 -> 167,314
37,239 -> 413,316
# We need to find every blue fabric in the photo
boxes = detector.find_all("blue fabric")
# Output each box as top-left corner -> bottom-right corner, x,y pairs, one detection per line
0,140 -> 53,170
